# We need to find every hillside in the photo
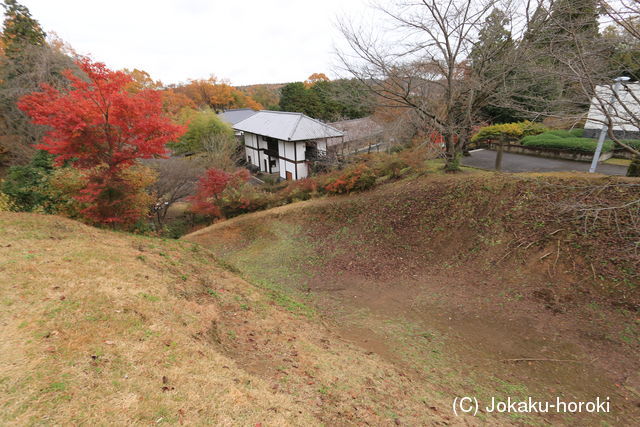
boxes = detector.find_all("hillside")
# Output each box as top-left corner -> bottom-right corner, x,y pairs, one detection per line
0,212 -> 466,425
186,172 -> 640,425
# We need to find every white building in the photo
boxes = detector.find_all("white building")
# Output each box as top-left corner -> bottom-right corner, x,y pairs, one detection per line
233,111 -> 344,181
584,83 -> 640,140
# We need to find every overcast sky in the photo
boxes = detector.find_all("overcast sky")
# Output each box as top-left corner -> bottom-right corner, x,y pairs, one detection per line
16,0 -> 370,86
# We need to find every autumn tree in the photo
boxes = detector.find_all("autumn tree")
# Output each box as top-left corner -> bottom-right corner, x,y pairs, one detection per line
18,58 -> 185,226
304,72 -> 330,88
178,76 -> 262,112
160,89 -> 196,119
122,68 -> 163,93
241,84 -> 280,110
189,168 -> 250,218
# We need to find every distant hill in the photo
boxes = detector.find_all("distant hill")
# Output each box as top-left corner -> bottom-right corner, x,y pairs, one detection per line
236,83 -> 287,110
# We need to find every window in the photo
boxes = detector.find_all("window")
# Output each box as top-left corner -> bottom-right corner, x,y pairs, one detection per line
265,136 -> 278,154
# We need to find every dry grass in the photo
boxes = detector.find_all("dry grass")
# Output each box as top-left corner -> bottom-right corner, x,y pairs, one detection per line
0,212 -> 457,425
185,171 -> 640,425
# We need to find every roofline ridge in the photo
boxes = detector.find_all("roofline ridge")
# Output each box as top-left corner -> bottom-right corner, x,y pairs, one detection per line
288,114 -> 304,140
258,109 -> 304,116
222,108 -> 256,112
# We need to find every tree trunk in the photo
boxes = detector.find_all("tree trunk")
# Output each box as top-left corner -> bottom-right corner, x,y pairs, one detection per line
444,131 -> 461,172
495,137 -> 504,171
627,155 -> 640,177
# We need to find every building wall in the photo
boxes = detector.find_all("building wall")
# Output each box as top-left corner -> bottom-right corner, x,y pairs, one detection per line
244,132 -> 280,174
277,140 -> 308,180
245,133 -> 311,180
243,132 -> 261,168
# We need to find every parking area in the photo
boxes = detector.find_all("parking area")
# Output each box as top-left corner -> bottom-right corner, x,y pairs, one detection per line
462,149 -> 628,176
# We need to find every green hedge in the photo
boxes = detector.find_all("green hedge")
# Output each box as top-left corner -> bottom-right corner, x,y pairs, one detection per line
521,133 -> 614,153
613,139 -> 640,151
544,128 -> 584,138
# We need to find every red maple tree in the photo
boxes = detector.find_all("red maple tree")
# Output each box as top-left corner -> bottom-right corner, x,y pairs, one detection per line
189,168 -> 250,218
18,58 -> 185,226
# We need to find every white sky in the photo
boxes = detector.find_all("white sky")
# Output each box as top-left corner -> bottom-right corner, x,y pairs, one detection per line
16,0 -> 370,86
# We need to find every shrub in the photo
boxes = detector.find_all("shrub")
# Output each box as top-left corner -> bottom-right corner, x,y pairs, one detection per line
279,178 -> 318,202
0,189 -> 15,212
545,128 -> 584,138
1,150 -> 56,212
627,156 -> 640,177
189,168 -> 269,218
614,139 -> 640,151
323,164 -> 376,194
168,109 -> 236,158
471,121 -> 547,144
522,134 -> 614,153
519,121 -> 549,136
368,153 -> 410,178
218,182 -> 272,218
47,167 -> 88,218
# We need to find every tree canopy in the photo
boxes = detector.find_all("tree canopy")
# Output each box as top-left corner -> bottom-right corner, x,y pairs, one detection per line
279,74 -> 372,121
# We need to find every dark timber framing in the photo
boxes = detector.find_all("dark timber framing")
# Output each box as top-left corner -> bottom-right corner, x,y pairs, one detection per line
243,143 -> 306,164
294,142 -> 298,180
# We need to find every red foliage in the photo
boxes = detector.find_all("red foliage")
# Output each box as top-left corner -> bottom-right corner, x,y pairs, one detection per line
323,165 -> 376,194
189,168 -> 250,217
18,58 -> 185,170
18,58 -> 185,226
280,178 -> 318,202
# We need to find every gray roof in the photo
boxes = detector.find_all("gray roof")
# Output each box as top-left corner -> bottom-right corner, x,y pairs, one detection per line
328,116 -> 384,146
218,109 -> 258,125
233,110 -> 344,141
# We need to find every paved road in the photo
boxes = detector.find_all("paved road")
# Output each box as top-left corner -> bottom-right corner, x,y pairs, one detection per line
462,149 -> 627,176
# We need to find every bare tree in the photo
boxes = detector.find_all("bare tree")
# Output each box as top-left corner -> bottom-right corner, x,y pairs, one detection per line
336,0 -> 545,170
0,42 -> 79,166
201,132 -> 243,172
146,157 -> 205,226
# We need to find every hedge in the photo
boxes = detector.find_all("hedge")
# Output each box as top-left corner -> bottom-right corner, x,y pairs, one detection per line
521,133 -> 614,153
613,139 -> 640,151
544,128 -> 584,138
471,121 -> 547,143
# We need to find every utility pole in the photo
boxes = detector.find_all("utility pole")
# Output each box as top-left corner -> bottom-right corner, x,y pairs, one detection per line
589,76 -> 631,173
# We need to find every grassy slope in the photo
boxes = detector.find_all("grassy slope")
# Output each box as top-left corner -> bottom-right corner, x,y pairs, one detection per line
0,212 -> 463,426
187,172 -> 640,425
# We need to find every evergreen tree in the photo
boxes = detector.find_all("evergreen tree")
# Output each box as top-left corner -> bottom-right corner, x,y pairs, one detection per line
1,0 -> 46,60
279,79 -> 372,121
279,82 -> 308,113
469,9 -> 520,123
511,0 -> 601,117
